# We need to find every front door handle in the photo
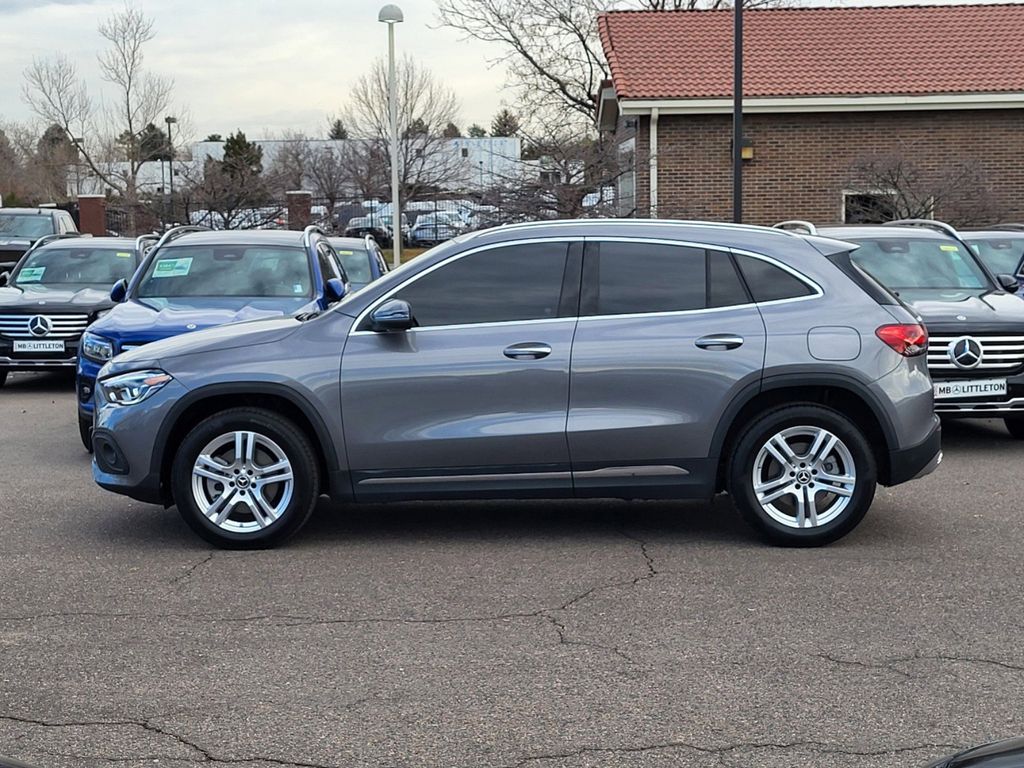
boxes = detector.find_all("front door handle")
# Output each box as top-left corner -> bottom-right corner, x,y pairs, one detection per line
504,342 -> 552,360
695,334 -> 744,350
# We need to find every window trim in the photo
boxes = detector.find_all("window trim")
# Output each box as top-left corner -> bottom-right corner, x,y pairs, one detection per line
350,237 -> 581,334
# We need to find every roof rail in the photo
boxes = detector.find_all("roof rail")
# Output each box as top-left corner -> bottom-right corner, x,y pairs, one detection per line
23,232 -> 83,257
364,234 -> 378,252
988,223 -> 1024,232
302,224 -> 325,253
773,220 -> 817,235
148,224 -> 210,255
134,233 -> 160,254
883,218 -> 960,239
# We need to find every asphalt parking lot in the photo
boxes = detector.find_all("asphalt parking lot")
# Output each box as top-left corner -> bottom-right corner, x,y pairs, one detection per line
1,371 -> 1022,768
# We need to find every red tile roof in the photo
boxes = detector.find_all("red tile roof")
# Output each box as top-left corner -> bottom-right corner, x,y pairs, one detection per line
598,4 -> 1024,100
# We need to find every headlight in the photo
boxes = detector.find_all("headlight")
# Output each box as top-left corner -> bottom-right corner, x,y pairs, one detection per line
99,369 -> 172,406
82,332 -> 114,362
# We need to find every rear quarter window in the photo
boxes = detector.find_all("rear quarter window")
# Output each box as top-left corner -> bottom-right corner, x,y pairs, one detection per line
735,255 -> 815,302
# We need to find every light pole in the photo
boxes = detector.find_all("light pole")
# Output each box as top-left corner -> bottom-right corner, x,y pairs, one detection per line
165,115 -> 177,226
732,2 -> 743,224
379,4 -> 403,267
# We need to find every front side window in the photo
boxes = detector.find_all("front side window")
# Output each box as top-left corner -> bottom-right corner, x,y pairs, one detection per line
391,242 -> 569,327
0,213 -> 54,239
967,237 -> 1024,277
847,238 -> 991,298
136,245 -> 312,299
12,247 -> 137,288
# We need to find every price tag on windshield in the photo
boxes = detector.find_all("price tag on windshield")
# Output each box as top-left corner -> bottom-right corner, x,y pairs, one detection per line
18,267 -> 45,282
940,245 -> 960,252
152,257 -> 193,278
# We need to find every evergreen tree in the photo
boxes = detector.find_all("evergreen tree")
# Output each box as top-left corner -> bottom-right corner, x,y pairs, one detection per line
222,130 -> 263,177
327,119 -> 348,140
204,133 -> 223,142
442,122 -> 462,138
403,117 -> 429,138
490,109 -> 520,137
467,123 -> 487,138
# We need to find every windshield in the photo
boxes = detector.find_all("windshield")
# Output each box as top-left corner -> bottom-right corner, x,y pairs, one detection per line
848,238 -> 992,297
336,249 -> 372,284
0,213 -> 54,239
136,245 -> 312,299
12,246 -> 137,288
967,237 -> 1024,277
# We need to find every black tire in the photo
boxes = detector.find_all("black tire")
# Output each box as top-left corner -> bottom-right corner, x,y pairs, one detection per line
79,413 -> 94,453
171,407 -> 321,549
0,370 -> 7,388
726,404 -> 877,547
1004,417 -> 1024,439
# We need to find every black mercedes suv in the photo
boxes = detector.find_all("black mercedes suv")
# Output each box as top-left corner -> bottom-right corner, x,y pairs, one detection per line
0,235 -> 154,388
779,219 -> 1024,437
0,207 -> 79,273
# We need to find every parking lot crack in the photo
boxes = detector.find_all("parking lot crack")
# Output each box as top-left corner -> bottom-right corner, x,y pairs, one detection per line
539,611 -> 636,665
170,552 -> 216,586
817,650 -> 1024,676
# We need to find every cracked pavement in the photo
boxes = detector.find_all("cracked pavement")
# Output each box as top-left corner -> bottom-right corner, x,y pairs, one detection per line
2,373 -> 1023,768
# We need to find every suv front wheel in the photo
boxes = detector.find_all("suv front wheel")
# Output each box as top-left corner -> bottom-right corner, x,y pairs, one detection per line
171,408 -> 321,548
727,404 -> 877,547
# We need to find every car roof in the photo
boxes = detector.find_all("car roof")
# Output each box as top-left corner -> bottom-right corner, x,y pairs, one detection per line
168,229 -> 307,247
0,207 -> 57,216
959,229 -> 1024,239
816,224 -> 951,240
36,236 -> 137,250
327,237 -> 371,250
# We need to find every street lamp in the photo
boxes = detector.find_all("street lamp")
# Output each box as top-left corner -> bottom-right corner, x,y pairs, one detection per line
379,4 -> 403,267
165,115 -> 177,226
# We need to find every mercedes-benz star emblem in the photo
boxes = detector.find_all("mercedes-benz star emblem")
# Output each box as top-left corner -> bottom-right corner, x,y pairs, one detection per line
28,315 -> 52,337
949,336 -> 983,370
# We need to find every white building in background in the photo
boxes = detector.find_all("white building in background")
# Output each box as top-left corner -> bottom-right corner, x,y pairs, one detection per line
66,159 -> 195,198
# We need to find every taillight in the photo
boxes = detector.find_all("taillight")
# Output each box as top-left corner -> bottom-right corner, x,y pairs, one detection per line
876,324 -> 928,356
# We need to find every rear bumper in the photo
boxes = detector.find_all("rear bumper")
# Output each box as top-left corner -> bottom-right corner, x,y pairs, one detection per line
886,416 -> 942,486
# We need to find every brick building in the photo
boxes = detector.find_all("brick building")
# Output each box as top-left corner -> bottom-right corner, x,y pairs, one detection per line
596,5 -> 1024,225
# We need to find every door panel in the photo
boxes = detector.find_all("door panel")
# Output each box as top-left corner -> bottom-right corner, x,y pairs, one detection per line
567,240 -> 766,497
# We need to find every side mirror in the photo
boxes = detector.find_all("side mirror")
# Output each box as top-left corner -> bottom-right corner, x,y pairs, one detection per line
325,277 -> 347,303
0,272 -> 8,287
110,278 -> 128,303
997,273 -> 1020,293
370,299 -> 414,332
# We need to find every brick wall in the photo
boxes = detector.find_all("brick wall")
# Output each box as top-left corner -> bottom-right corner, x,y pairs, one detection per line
630,108 -> 1024,225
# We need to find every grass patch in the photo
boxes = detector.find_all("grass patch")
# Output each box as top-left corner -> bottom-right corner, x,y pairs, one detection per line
381,247 -> 428,265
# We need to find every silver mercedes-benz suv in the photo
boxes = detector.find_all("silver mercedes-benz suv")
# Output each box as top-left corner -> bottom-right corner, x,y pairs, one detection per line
90,220 -> 941,548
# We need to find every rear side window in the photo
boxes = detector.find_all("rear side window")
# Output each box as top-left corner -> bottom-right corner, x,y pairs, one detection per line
735,255 -> 815,302
708,251 -> 750,308
392,242 -> 569,327
585,241 -> 705,315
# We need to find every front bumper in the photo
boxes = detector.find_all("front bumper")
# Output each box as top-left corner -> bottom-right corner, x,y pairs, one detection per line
932,371 -> 1024,418
76,355 -> 103,416
886,416 -> 942,486
0,355 -> 77,370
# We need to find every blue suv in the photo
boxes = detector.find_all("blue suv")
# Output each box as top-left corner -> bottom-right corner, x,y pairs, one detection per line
77,225 -> 349,450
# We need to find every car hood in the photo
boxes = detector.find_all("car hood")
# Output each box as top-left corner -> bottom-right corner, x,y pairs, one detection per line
90,296 -> 314,338
0,284 -> 114,312
0,238 -> 34,250
900,291 -> 1024,330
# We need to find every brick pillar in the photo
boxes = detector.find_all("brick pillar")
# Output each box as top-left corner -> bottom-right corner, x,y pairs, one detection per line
78,195 -> 107,236
286,190 -> 313,230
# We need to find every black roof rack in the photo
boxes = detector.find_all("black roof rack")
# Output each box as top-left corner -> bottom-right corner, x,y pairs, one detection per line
987,223 -> 1024,232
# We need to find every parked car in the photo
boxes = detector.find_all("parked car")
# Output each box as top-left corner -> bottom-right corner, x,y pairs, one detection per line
408,212 -> 464,247
961,224 -> 1024,291
92,219 -> 940,548
77,225 -> 350,451
926,737 -> 1024,767
0,235 -> 152,391
0,207 -> 79,272
791,219 -> 1024,437
343,214 -> 410,248
326,236 -> 389,291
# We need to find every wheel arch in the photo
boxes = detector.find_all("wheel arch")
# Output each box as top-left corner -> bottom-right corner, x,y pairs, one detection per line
712,374 -> 898,490
152,383 -> 343,504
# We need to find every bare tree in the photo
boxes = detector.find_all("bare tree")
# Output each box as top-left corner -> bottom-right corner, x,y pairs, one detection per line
846,148 -> 1004,227
340,55 -> 463,203
22,4 -> 178,229
437,0 -> 791,122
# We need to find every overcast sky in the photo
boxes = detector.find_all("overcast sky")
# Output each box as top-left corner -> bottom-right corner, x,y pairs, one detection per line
0,0 -> 509,142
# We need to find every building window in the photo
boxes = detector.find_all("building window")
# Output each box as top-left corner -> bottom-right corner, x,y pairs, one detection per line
461,148 -> 469,158
539,170 -> 562,184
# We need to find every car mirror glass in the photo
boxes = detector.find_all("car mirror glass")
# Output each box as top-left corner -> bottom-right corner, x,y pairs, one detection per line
0,271 -> 8,287
110,278 -> 128,303
997,273 -> 1020,293
325,277 -> 347,303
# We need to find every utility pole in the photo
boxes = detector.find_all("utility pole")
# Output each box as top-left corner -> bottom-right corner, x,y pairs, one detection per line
732,0 -> 743,224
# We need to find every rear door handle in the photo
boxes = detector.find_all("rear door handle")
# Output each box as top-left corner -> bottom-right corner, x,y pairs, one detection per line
695,334 -> 744,350
504,342 -> 552,360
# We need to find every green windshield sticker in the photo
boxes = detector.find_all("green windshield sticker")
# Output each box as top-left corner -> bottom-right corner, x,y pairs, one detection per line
152,257 -> 193,278
940,245 -> 959,252
337,250 -> 354,255
19,267 -> 45,282
116,251 -> 132,258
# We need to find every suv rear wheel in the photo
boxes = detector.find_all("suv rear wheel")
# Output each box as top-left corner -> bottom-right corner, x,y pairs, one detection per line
1004,417 -> 1024,440
171,408 -> 320,548
79,414 -> 94,453
0,370 -> 7,388
727,404 -> 877,547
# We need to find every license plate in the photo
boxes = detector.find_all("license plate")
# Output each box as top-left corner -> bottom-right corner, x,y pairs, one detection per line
934,378 -> 1007,399
13,339 -> 65,353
